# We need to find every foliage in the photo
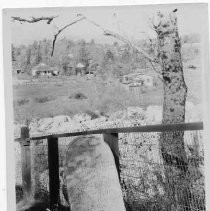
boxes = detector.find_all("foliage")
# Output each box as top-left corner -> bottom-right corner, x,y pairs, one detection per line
17,99 -> 30,106
12,33 -> 200,78
11,37 -> 151,77
84,110 -> 100,119
34,96 -> 53,103
78,39 -> 90,66
69,92 -> 87,100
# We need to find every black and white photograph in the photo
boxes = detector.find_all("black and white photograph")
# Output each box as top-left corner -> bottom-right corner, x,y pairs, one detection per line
2,3 -> 209,211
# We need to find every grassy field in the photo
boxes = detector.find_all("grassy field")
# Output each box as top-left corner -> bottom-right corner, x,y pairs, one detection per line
13,58 -> 203,124
13,75 -> 164,123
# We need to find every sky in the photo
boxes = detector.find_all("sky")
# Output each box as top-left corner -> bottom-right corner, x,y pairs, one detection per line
6,3 -> 208,46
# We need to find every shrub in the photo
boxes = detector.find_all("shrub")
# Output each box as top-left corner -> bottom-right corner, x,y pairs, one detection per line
85,110 -> 100,119
34,96 -> 53,103
17,99 -> 29,106
69,92 -> 87,100
16,185 -> 23,203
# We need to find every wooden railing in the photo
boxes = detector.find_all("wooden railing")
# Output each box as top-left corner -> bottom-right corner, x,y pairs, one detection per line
15,121 -> 203,210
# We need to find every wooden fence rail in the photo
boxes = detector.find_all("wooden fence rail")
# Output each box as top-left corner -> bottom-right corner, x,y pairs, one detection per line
15,122 -> 203,210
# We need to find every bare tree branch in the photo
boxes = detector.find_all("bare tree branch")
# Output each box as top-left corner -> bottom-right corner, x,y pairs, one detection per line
11,15 -> 84,56
77,14 -> 162,78
12,13 -> 161,78
148,61 -> 163,82
51,17 -> 85,56
78,14 -> 158,63
11,16 -> 58,24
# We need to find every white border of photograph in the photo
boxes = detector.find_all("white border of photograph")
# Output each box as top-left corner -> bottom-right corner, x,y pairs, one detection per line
1,1 -> 210,211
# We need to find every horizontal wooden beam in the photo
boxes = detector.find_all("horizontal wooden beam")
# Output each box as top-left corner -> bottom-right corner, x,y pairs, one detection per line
14,122 -> 203,141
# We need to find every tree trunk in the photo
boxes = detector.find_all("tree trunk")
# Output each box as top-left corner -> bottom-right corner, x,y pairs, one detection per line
154,11 -> 190,210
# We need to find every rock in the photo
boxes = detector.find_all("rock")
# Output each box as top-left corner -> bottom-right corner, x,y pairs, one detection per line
64,135 -> 126,211
29,116 -> 84,136
73,113 -> 92,123
109,107 -> 145,122
185,101 -> 203,122
127,106 -> 144,117
53,115 -> 71,123
145,106 -> 162,124
47,120 -> 82,134
81,117 -> 107,130
36,118 -> 53,132
108,110 -> 125,121
28,118 -> 39,134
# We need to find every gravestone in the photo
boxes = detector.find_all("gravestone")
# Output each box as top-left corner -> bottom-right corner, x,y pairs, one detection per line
64,135 -> 126,211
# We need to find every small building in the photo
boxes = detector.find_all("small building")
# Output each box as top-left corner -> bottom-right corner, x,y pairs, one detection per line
32,63 -> 60,77
75,63 -> 86,75
121,73 -> 153,87
135,75 -> 153,87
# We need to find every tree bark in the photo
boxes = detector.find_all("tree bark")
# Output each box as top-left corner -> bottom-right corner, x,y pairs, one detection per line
154,11 -> 190,210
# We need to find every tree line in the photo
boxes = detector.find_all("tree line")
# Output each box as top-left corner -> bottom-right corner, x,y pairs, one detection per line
11,38 -> 152,77
12,32 -> 200,78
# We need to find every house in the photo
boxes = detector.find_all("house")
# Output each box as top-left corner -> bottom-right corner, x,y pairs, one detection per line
32,63 -> 60,77
135,75 -> 153,87
121,73 -> 154,87
52,70 -> 59,76
75,63 -> 86,75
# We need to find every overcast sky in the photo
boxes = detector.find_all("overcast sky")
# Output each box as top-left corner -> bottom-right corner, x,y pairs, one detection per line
6,3 -> 208,46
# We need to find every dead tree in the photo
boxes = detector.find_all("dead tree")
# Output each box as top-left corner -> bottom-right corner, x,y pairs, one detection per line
152,11 -> 190,210
80,11 -> 191,209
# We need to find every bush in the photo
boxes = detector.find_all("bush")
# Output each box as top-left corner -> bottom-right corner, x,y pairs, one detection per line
17,99 -> 29,106
69,92 -> 87,100
85,110 -> 100,119
16,185 -> 23,203
34,96 -> 53,103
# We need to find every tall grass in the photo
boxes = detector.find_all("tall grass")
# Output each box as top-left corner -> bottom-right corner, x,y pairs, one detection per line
34,96 -> 54,103
13,77 -> 163,123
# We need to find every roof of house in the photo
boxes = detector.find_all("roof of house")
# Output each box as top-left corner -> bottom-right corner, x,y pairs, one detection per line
76,63 -> 85,68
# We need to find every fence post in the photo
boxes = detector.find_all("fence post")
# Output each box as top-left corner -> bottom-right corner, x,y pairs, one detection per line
103,133 -> 120,178
20,126 -> 31,201
47,137 -> 60,210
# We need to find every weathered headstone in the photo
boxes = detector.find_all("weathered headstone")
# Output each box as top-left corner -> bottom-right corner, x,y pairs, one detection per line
64,135 -> 126,211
